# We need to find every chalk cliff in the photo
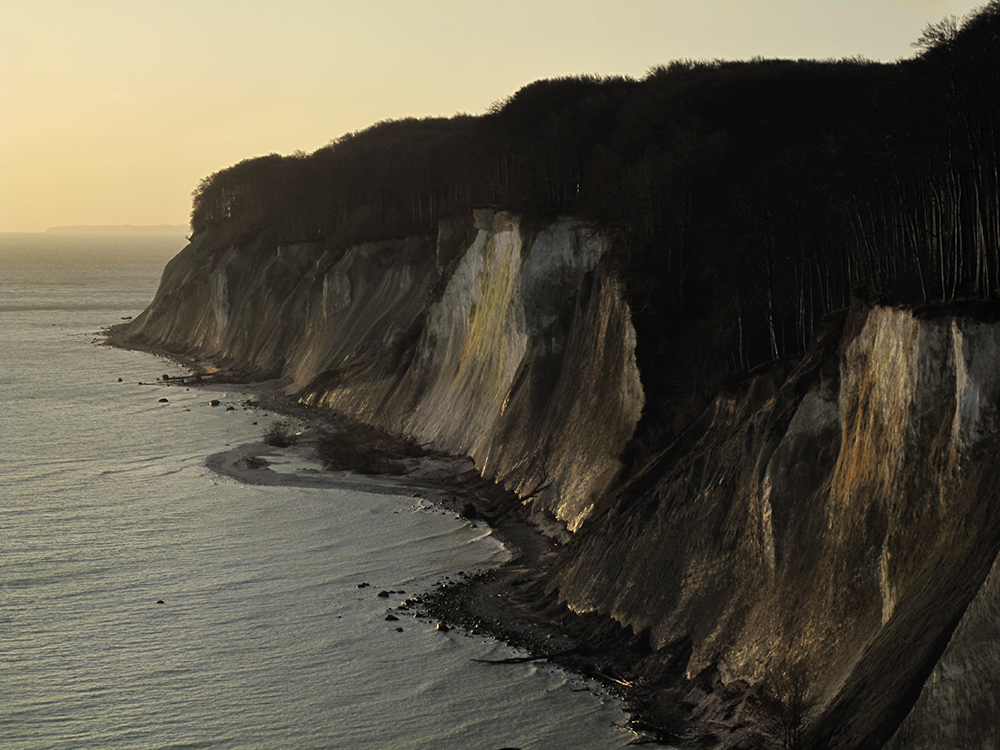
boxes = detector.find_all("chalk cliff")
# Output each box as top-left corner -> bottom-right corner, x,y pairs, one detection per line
126,210 -> 644,529
542,303 -> 1000,747
123,213 -> 1000,748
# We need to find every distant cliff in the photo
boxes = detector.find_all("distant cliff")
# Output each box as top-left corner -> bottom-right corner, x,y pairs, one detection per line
125,210 -> 643,530
122,210 -> 1000,748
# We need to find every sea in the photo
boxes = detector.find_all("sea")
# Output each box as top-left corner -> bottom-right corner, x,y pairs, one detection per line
0,233 -> 637,750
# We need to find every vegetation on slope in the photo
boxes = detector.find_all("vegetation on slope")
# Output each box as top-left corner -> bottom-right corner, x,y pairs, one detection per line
187,3 -> 1000,459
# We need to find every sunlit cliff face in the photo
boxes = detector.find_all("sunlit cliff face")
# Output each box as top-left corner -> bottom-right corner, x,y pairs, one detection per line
125,211 -> 644,530
545,304 -> 1000,749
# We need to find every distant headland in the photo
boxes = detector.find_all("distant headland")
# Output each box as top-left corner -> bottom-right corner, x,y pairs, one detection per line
46,224 -> 189,235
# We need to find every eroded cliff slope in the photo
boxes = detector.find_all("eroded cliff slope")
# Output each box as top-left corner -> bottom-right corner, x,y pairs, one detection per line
543,303 -> 1000,748
124,214 -> 1000,748
124,210 -> 644,529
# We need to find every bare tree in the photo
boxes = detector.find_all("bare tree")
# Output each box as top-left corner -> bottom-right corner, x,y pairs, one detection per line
764,660 -> 813,750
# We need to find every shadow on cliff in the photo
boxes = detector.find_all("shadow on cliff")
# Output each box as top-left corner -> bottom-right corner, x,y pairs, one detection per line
538,301 -> 1000,749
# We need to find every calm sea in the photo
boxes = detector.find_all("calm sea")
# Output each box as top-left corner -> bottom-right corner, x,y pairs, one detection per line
0,233 -> 635,750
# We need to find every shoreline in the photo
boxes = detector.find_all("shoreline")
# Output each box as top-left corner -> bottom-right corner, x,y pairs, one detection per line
102,326 -> 676,746
203,429 -> 669,743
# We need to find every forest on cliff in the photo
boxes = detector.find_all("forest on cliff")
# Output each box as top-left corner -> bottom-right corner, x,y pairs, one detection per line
187,3 -> 1000,454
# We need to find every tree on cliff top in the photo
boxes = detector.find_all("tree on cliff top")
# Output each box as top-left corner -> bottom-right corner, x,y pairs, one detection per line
183,1 -> 1000,457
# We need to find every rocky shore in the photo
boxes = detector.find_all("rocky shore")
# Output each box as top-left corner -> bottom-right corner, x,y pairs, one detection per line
204,390 -> 677,745
103,324 -> 678,745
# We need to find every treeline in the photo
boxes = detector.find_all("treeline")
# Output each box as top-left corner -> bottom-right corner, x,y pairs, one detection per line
189,2 -> 1000,444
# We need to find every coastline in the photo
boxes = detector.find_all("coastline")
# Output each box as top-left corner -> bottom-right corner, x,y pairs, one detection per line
102,324 -> 675,747
212,428 -> 693,746
204,426 -> 673,743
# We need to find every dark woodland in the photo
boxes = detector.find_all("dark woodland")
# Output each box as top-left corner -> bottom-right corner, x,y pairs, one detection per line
188,4 -> 1000,458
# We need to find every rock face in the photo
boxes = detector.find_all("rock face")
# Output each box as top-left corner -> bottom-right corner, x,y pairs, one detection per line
885,547 -> 1000,749
124,211 -> 644,528
124,213 -> 1000,748
544,303 -> 1000,748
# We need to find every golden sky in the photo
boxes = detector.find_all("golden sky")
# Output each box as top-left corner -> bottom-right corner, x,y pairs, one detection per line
0,0 -> 983,232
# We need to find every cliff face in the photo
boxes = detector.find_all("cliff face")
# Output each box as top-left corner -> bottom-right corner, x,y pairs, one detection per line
125,214 -> 1000,748
128,227 -> 441,384
544,304 -> 1000,748
125,211 -> 644,528
885,545 -> 1000,749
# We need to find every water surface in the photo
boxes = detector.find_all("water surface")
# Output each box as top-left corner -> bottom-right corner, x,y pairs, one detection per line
0,233 -> 634,749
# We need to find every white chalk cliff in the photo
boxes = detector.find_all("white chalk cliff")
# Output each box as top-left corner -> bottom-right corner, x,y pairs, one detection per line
127,210 -> 644,529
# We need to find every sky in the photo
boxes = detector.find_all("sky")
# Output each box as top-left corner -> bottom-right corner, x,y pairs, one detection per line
0,0 -> 987,233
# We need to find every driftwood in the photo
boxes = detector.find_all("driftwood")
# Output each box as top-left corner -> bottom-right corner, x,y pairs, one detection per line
471,647 -> 579,665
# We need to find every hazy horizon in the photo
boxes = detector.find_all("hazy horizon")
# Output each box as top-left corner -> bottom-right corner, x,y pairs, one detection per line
43,224 -> 190,235
0,0 -> 984,233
